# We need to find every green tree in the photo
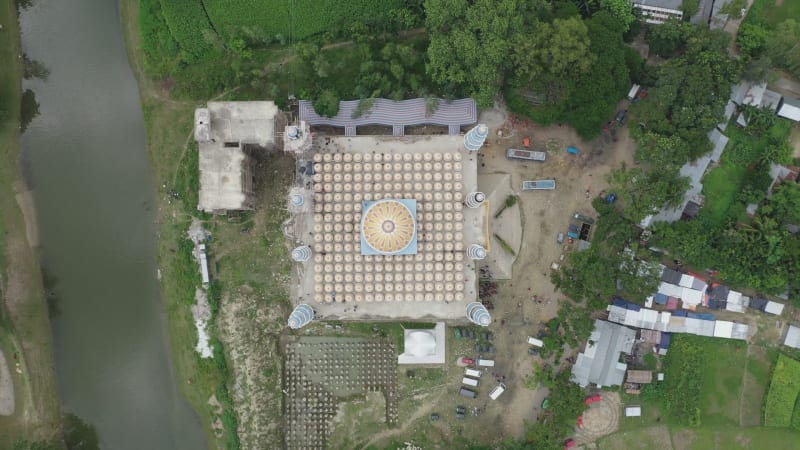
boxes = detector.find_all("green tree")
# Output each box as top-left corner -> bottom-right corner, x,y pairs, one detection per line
511,17 -> 593,102
682,0 -> 700,19
608,166 -> 691,223
312,89 -> 341,117
737,22 -> 770,56
635,131 -> 691,168
764,182 -> 800,225
647,18 -> 693,56
601,0 -> 635,31
425,0 -> 530,106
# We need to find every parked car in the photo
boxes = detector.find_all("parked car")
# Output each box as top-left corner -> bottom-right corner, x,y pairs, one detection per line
462,357 -> 475,365
483,332 -> 494,342
430,413 -> 440,421
557,232 -> 565,244
454,328 -> 463,339
616,109 -> 627,124
527,347 -> 539,356
464,329 -> 475,339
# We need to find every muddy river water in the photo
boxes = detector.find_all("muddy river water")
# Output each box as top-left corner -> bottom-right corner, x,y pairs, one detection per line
19,0 -> 206,448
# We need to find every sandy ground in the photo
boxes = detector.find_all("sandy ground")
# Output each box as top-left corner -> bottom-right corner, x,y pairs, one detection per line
0,349 -> 14,416
473,106 -> 636,438
13,188 -> 39,248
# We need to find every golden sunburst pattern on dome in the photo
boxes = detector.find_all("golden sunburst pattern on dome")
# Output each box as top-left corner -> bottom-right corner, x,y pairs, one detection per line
362,200 -> 417,254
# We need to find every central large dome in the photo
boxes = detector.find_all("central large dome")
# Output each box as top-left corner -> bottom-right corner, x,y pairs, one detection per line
361,199 -> 417,254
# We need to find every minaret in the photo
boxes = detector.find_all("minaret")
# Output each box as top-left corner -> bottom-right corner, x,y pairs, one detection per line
289,193 -> 304,207
291,246 -> 312,262
465,192 -> 486,208
466,302 -> 492,326
288,304 -> 314,329
464,124 -> 489,151
466,244 -> 487,260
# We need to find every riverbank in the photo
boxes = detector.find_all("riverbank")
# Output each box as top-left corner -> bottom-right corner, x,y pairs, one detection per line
120,1 -> 293,447
0,1 -> 63,447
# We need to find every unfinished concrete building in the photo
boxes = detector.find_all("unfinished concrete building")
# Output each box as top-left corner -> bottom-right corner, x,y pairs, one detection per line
194,101 -> 281,213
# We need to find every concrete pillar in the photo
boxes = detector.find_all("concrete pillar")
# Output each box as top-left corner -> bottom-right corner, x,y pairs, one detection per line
466,302 -> 492,326
464,124 -> 489,151
291,246 -> 312,262
465,192 -> 486,208
288,304 -> 314,329
466,244 -> 487,260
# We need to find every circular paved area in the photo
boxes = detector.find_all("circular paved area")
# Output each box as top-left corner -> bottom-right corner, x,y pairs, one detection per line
575,392 -> 621,444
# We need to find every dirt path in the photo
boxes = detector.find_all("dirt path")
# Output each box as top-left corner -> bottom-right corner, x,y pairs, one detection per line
0,349 -> 14,416
358,388 -> 448,450
739,344 -> 751,426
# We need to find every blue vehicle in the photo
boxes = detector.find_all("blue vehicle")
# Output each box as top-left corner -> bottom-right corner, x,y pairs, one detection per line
567,146 -> 580,155
568,224 -> 579,233
567,232 -> 579,239
607,193 -> 617,204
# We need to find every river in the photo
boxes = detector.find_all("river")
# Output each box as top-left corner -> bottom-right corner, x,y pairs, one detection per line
19,0 -> 207,448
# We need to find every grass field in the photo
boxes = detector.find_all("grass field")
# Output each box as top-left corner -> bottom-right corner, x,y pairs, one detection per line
604,339 -> 799,449
601,425 -> 800,450
203,0 -> 405,40
0,1 -> 63,448
700,164 -> 746,228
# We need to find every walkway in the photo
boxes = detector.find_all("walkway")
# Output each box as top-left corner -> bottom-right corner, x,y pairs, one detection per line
298,98 -> 477,136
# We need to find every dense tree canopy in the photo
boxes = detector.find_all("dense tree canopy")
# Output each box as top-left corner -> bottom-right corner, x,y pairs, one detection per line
425,0 -> 531,106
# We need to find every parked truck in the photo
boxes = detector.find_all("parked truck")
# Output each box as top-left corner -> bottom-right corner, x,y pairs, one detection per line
507,148 -> 546,162
522,180 -> 556,190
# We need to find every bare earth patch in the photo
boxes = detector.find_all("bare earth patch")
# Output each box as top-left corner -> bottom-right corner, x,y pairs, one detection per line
575,392 -> 621,444
0,349 -> 14,416
670,428 -> 697,450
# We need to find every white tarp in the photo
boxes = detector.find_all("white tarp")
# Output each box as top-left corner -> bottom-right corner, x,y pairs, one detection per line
765,301 -> 785,316
679,274 -> 695,288
714,320 -> 734,338
681,287 -> 703,306
658,282 -> 683,297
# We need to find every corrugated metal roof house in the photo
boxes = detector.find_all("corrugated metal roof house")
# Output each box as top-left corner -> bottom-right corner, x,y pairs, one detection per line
777,97 -> 800,122
571,320 -> 637,388
784,325 -> 800,349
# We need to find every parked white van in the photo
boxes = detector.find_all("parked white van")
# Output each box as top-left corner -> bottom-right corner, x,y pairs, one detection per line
462,377 -> 479,387
527,336 -> 544,347
477,359 -> 495,367
464,368 -> 482,378
489,383 -> 506,400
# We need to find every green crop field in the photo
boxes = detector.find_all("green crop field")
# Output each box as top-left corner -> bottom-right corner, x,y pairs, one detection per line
202,0 -> 405,40
160,0 -> 214,60
765,354 -> 800,428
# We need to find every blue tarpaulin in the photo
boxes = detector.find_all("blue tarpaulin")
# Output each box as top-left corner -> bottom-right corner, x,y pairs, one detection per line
673,309 -> 689,317
654,293 -> 668,305
659,333 -> 672,349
